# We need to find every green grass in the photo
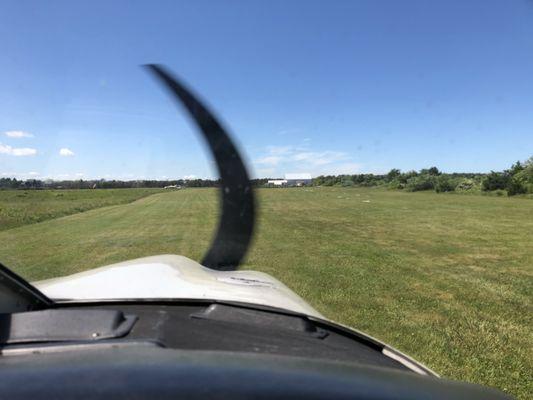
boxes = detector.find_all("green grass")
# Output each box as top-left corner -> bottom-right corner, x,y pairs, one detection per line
0,187 -> 531,399
0,188 -> 163,231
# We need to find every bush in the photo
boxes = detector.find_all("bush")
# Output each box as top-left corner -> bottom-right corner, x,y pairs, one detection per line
435,176 -> 457,193
482,172 -> 510,191
388,179 -> 404,190
398,171 -> 418,184
507,157 -> 533,196
386,169 -> 401,182
456,178 -> 476,191
507,176 -> 527,196
341,178 -> 354,187
405,175 -> 435,192
420,167 -> 441,176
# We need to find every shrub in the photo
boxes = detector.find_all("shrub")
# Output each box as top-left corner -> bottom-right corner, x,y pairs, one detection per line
398,171 -> 418,184
341,178 -> 354,187
507,176 -> 527,196
419,166 -> 441,176
456,178 -> 476,191
435,176 -> 457,193
405,175 -> 435,192
388,179 -> 404,190
386,169 -> 401,182
481,172 -> 510,191
507,157 -> 533,195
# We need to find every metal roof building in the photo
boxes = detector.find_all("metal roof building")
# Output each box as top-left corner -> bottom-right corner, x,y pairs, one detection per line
285,173 -> 312,186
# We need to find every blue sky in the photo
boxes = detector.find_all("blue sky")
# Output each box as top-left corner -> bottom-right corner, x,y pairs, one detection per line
1,0 -> 532,180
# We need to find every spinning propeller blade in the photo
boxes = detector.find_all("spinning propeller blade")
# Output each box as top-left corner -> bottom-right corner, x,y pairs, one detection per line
145,65 -> 255,271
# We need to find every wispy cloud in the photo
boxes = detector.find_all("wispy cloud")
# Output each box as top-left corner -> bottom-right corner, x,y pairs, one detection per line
253,141 -> 360,177
1,171 -> 40,179
59,148 -> 75,156
255,155 -> 283,166
266,145 -> 293,155
276,128 -> 300,136
0,143 -> 37,156
4,130 -> 34,138
292,150 -> 348,166
256,168 -> 276,177
317,162 -> 362,175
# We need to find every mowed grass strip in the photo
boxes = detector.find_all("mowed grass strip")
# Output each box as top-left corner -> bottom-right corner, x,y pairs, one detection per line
0,189 -> 217,279
0,188 -> 163,231
0,187 -> 531,399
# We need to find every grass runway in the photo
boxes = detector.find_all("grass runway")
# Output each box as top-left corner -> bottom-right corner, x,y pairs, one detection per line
0,187 -> 531,398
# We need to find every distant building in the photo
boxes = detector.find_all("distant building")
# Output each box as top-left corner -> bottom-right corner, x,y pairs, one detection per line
267,179 -> 287,187
164,185 -> 182,189
285,173 -> 312,187
266,174 -> 312,187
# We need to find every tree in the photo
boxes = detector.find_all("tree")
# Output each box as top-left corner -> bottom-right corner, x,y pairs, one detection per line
481,172 -> 509,191
386,169 -> 401,182
507,157 -> 533,196
429,167 -> 440,176
508,161 -> 524,176
420,166 -> 441,176
507,176 -> 527,196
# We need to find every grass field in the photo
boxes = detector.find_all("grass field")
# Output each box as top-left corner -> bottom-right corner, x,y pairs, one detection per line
0,187 -> 531,399
0,188 -> 163,231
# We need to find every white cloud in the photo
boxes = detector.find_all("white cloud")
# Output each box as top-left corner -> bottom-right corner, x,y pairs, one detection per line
183,175 -> 197,180
316,162 -> 362,175
266,145 -> 293,155
255,168 -> 276,177
1,171 -> 41,179
255,156 -> 282,166
0,143 -> 37,156
292,152 -> 314,161
12,148 -> 37,156
4,130 -> 34,138
253,141 -> 361,178
293,151 -> 348,166
59,148 -> 75,156
255,147 -> 348,168
276,129 -> 300,136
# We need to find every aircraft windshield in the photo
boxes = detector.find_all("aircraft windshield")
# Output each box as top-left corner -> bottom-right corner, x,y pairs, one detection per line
0,2 -> 531,399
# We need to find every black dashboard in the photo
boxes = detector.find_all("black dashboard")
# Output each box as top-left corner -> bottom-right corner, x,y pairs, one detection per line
0,301 -> 513,400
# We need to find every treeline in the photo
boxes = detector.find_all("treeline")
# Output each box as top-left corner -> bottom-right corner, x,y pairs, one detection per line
0,178 -> 270,190
312,156 -> 533,197
2,157 -> 531,197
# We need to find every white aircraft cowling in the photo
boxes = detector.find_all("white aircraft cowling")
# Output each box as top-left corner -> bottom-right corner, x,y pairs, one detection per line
33,254 -> 323,318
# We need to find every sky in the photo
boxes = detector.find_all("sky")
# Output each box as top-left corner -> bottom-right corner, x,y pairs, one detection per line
0,0 -> 532,180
